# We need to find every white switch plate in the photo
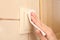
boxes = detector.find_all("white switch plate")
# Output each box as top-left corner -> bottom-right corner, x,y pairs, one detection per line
19,8 -> 33,34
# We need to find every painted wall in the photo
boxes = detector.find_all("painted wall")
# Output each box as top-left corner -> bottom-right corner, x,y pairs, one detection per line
0,0 -> 39,40
40,0 -> 60,39
52,0 -> 60,39
47,0 -> 60,39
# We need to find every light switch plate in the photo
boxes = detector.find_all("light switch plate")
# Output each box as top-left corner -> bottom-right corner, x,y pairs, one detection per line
19,8 -> 33,34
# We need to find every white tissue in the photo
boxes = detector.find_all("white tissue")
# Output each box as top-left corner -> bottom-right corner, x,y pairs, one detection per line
27,10 -> 46,36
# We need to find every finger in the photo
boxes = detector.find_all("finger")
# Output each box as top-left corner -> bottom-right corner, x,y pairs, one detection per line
35,30 -> 47,40
31,12 -> 38,19
31,14 -> 43,28
31,12 -> 48,36
31,14 -> 41,27
31,14 -> 38,24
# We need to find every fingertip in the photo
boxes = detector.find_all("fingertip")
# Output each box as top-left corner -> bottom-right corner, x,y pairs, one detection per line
31,12 -> 35,16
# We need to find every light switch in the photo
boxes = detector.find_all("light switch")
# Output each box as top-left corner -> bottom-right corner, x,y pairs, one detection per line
20,8 -> 33,34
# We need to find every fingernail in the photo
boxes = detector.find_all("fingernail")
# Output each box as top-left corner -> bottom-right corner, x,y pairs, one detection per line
31,12 -> 33,16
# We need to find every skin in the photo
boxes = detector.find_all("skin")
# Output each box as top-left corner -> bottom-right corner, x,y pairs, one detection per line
31,12 -> 57,40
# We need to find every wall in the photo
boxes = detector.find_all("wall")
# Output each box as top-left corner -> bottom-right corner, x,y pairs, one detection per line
0,0 -> 39,40
47,0 -> 60,39
52,0 -> 60,39
40,0 -> 60,39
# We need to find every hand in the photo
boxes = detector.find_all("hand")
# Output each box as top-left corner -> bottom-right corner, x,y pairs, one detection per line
31,12 -> 57,40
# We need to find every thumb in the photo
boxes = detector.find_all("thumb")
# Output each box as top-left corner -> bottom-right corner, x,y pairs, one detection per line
35,30 -> 47,40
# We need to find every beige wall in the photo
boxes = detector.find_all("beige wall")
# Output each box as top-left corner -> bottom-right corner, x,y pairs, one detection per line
40,0 -> 60,39
52,0 -> 60,39
47,0 -> 60,39
40,0 -> 48,24
0,0 -> 39,40
0,0 -> 19,19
